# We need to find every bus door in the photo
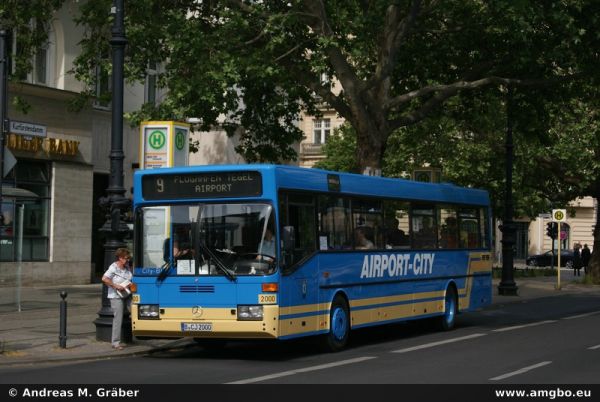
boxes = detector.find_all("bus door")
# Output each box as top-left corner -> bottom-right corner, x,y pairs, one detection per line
279,193 -> 319,337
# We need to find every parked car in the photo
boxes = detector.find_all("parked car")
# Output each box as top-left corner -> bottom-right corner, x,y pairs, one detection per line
526,250 -> 574,267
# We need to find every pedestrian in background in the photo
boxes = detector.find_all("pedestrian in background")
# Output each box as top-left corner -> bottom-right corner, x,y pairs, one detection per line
102,248 -> 133,350
572,243 -> 583,277
581,243 -> 591,274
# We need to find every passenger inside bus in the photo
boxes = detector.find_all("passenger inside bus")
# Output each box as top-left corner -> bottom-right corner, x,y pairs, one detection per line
354,226 -> 375,249
384,216 -> 409,249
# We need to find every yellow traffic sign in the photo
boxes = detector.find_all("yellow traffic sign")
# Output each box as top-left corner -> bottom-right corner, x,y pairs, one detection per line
552,209 -> 566,222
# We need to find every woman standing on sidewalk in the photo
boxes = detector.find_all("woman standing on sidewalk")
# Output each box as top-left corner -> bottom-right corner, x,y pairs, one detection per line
102,248 -> 133,350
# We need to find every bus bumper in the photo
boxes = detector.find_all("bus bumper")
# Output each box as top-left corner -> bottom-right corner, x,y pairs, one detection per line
132,304 -> 279,340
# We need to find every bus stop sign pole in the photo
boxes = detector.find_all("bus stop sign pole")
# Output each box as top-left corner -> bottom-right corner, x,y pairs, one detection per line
552,209 -> 566,290
557,222 -> 561,290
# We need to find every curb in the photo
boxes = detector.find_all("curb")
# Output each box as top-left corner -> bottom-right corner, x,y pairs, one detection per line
0,339 -> 190,367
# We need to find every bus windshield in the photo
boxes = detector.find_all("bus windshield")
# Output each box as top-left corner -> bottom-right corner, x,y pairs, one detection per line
138,203 -> 276,276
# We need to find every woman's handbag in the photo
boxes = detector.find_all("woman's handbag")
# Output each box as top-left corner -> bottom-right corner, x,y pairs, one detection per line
116,280 -> 134,298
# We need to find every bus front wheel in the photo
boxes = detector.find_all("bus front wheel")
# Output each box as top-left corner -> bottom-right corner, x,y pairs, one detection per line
322,295 -> 350,352
436,286 -> 458,331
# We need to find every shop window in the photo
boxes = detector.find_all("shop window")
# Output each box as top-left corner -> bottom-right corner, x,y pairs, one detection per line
0,161 -> 51,261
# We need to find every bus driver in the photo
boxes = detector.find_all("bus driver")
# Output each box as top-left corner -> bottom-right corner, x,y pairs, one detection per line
258,227 -> 276,258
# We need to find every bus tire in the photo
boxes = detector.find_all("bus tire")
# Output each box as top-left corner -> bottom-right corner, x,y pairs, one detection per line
322,295 -> 350,352
436,286 -> 458,331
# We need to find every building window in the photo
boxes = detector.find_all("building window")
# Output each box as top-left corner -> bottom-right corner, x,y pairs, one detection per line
94,49 -> 112,109
145,61 -> 158,105
0,161 -> 51,262
9,20 -> 55,86
34,42 -> 49,84
313,119 -> 330,144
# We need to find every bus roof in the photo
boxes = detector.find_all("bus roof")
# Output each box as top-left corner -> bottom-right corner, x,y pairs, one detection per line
134,164 -> 490,206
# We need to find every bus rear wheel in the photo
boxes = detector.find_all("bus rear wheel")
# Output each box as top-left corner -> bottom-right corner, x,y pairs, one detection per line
322,295 -> 350,352
436,286 -> 458,331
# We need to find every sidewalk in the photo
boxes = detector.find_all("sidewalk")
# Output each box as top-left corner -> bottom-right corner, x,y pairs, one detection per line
0,284 -> 187,366
0,271 -> 598,367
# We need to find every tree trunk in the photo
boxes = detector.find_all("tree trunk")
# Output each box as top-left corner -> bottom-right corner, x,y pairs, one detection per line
589,196 -> 600,283
354,119 -> 386,176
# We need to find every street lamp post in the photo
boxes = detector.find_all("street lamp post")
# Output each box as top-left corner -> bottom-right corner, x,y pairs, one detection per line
498,87 -> 519,296
0,29 -> 9,212
93,0 -> 131,342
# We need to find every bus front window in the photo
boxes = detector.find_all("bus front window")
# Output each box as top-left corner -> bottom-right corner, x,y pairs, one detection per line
138,203 -> 276,276
198,203 -> 276,275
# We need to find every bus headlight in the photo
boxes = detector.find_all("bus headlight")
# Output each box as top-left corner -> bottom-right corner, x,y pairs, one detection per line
237,305 -> 263,321
138,304 -> 160,319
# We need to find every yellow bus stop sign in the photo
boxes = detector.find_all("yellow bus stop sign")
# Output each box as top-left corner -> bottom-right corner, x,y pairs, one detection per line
552,209 -> 566,222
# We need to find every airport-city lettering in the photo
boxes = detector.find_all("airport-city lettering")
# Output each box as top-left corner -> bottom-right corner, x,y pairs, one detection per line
360,253 -> 435,279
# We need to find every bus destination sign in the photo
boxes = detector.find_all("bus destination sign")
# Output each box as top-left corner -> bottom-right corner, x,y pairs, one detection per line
141,171 -> 262,200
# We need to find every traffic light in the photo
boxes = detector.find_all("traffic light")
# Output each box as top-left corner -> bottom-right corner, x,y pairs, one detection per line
546,222 -> 558,239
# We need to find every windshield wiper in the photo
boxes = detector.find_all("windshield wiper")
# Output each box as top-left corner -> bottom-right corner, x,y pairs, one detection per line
198,243 -> 236,281
157,260 -> 173,282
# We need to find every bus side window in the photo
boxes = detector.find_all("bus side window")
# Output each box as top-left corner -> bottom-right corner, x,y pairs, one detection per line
318,195 -> 351,250
281,193 -> 316,267
411,205 -> 437,249
438,207 -> 458,249
459,208 -> 480,248
383,200 -> 411,249
351,198 -> 383,249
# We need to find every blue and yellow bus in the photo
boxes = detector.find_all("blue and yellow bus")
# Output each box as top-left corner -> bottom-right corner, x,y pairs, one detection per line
132,164 -> 492,351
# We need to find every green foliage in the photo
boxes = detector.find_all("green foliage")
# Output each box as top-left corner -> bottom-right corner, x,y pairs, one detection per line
5,1 -> 600,166
318,89 -> 600,219
0,0 -> 66,112
313,124 -> 359,173
71,0 -> 316,163
66,1 -> 599,167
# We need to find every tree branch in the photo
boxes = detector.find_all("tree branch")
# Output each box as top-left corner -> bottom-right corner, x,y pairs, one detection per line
388,75 -> 563,112
306,82 -> 354,123
274,44 -> 302,62
221,0 -> 255,14
300,0 -> 365,102
367,1 -> 423,93
536,155 -> 593,191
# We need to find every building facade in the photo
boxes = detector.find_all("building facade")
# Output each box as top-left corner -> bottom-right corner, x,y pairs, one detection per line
0,1 -> 144,287
297,106 -> 345,168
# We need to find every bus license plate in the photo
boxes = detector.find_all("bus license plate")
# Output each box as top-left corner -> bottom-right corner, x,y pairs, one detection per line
181,322 -> 213,332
